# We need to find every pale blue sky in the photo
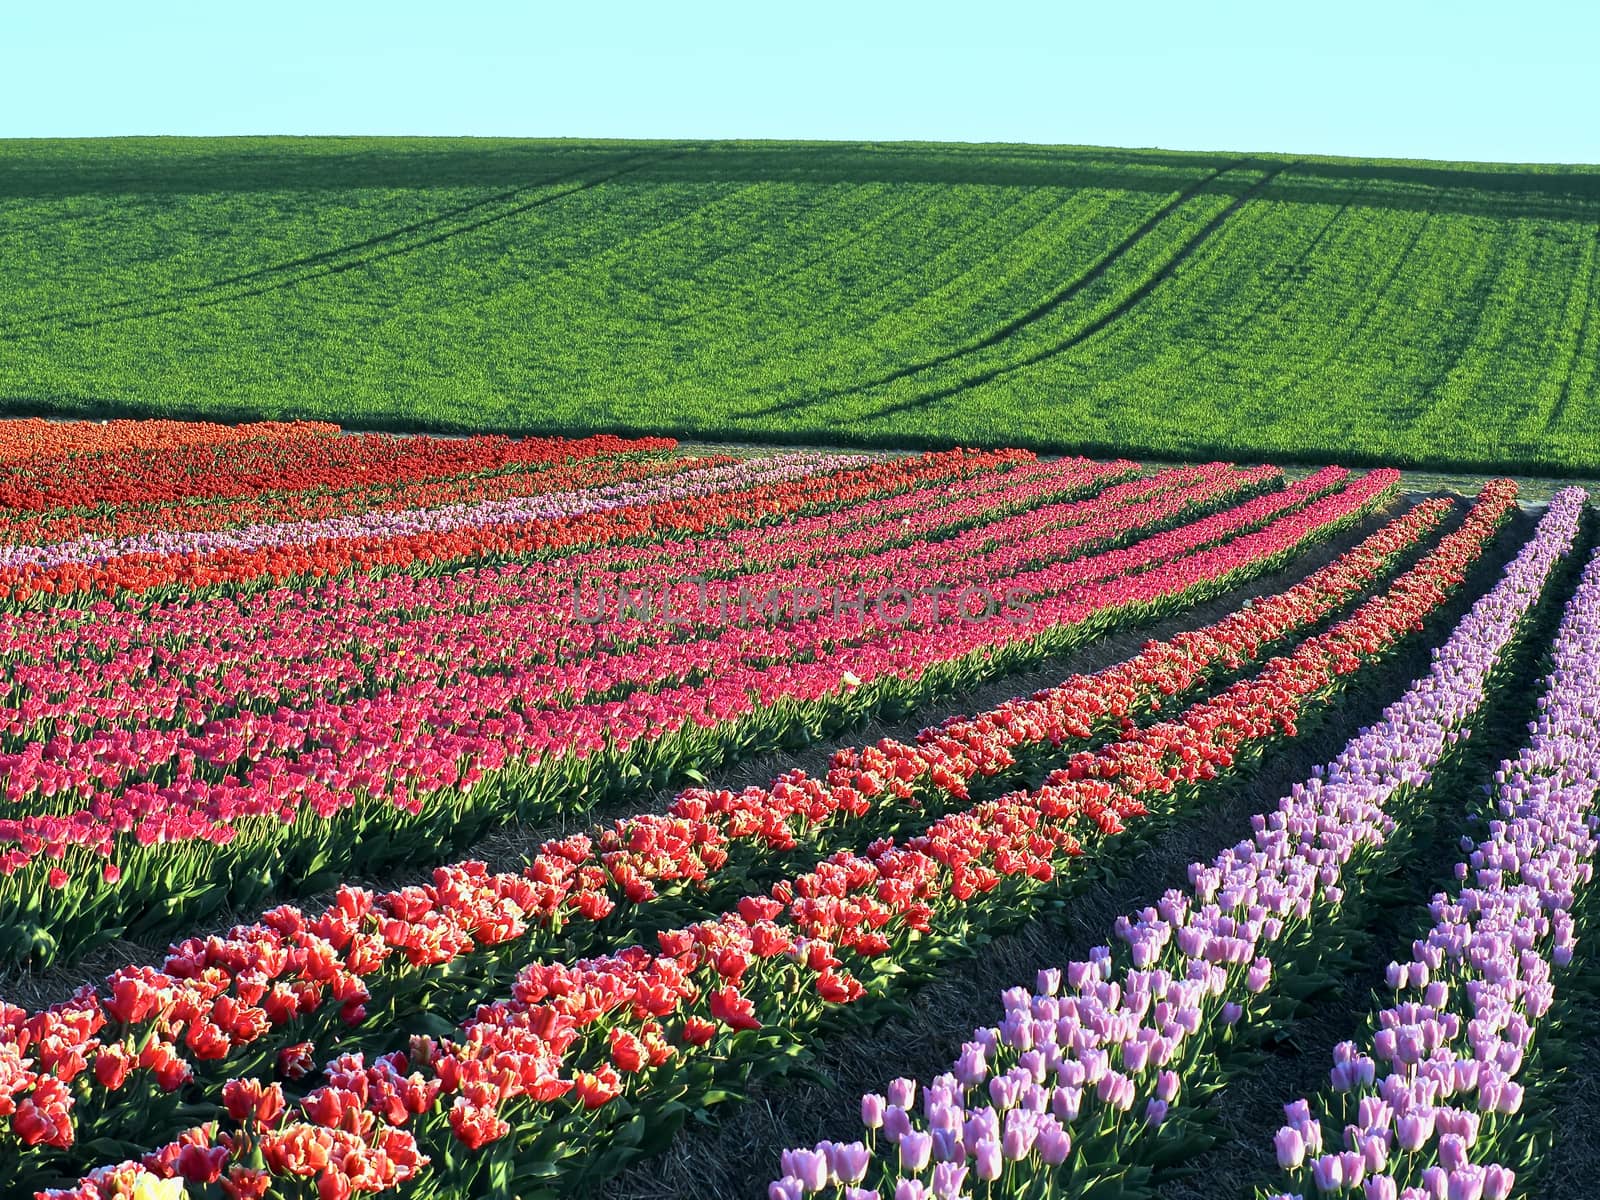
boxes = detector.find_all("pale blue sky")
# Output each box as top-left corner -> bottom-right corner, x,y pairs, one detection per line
7,1 -> 1597,163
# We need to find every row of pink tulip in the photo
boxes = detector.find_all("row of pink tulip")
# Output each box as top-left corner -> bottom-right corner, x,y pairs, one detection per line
0,459 -> 1190,752
0,466 -> 1341,868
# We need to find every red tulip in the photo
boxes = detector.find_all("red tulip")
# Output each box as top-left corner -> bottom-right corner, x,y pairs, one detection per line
175,1142 -> 228,1183
447,1100 -> 509,1150
572,1065 -> 624,1110
709,986 -> 761,1032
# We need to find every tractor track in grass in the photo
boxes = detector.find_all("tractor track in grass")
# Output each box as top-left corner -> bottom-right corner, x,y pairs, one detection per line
0,493 -> 1413,1014
1540,221 -> 1600,440
593,502 -> 1530,1200
747,160 -> 1252,418
854,161 -> 1301,421
0,153 -> 674,341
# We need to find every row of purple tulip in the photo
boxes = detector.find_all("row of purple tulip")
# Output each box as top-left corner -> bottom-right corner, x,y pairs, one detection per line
1266,517 -> 1600,1200
767,487 -> 1588,1200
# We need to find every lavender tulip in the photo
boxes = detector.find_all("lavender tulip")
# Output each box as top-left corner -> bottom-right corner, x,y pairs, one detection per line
899,1131 -> 932,1173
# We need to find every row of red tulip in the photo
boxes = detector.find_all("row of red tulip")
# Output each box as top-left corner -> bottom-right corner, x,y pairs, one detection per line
0,456 -> 1152,750
0,450 -> 720,550
0,432 -> 676,513
0,448 -> 1034,604
0,419 -> 338,466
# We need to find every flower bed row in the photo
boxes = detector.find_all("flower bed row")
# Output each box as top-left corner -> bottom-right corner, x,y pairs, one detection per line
1264,520 -> 1600,1200
0,432 -> 676,513
0,420 -> 338,466
0,458 -> 1184,751
0,448 -> 1030,605
767,482 -> 1578,1200
2,452 -> 857,571
0,468 -> 1382,964
20,480 -> 1511,1199
0,452 -> 1101,670
0,450 -> 719,557
0,449 -> 865,599
0,486 -> 1453,1176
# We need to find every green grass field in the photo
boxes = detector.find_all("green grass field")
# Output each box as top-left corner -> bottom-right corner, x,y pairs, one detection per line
3,137 -> 1599,472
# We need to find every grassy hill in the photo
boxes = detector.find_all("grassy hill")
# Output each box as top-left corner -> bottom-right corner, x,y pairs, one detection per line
2,137 -> 1599,472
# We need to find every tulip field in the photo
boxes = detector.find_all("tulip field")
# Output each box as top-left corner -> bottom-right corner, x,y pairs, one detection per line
1,419 -> 1598,1200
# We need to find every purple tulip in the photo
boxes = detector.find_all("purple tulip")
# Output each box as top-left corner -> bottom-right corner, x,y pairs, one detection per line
1002,1114 -> 1036,1160
1051,1084 -> 1082,1123
1437,1134 -> 1467,1171
1036,1123 -> 1072,1166
1495,1081 -> 1523,1115
1274,1125 -> 1307,1169
769,1179 -> 805,1200
953,1044 -> 988,1088
1396,1110 -> 1434,1153
1311,1153 -> 1344,1194
1121,1037 -> 1151,1073
883,1105 -> 912,1143
1156,1069 -> 1180,1102
862,1093 -> 886,1130
929,1161 -> 968,1200
1247,957 -> 1273,993
829,1142 -> 871,1186
1359,1132 -> 1388,1174
899,1131 -> 932,1173
973,1137 -> 1003,1182
1480,1164 -> 1514,1200
783,1149 -> 828,1192
888,1077 -> 917,1110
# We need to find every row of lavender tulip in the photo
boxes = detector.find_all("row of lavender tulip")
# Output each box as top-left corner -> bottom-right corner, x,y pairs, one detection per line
768,486 -> 1588,1200
1265,521 -> 1600,1200
0,451 -> 873,569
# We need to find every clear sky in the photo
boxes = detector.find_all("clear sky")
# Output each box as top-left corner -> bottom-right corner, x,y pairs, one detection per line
7,0 -> 1598,164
